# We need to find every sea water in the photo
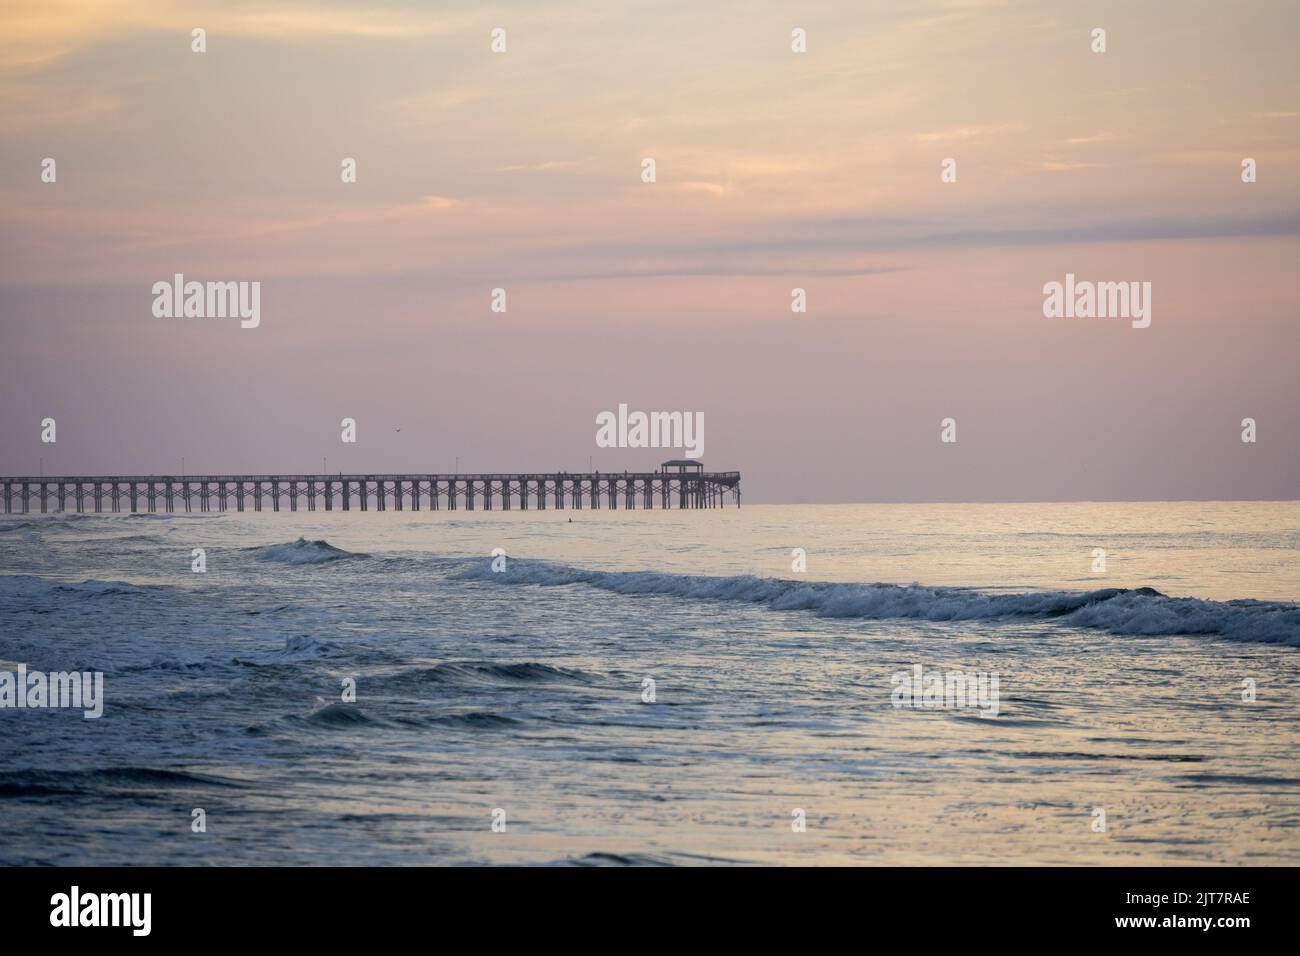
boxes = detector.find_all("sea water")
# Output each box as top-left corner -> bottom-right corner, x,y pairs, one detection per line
1,502 -> 1297,865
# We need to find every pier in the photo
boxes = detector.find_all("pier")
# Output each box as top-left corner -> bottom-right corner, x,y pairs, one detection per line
0,463 -> 740,514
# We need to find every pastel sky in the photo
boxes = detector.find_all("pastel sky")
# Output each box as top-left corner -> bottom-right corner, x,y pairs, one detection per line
1,0 -> 1297,502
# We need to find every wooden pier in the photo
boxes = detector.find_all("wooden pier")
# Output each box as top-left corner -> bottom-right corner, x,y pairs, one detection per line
0,463 -> 740,514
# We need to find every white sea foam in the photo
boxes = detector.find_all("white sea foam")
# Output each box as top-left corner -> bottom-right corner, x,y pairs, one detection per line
456,560 -> 1300,646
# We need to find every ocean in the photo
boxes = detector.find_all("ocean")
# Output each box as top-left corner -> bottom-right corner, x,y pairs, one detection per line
1,501 -> 1297,865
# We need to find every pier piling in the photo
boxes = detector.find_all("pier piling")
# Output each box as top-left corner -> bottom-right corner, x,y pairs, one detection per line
0,466 -> 740,515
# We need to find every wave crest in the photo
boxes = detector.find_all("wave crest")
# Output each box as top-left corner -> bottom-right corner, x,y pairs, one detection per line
381,661 -> 596,690
0,575 -> 149,601
456,560 -> 1300,646
252,538 -> 362,565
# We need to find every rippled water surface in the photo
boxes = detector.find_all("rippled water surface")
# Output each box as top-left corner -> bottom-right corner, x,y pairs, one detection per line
1,502 -> 1297,865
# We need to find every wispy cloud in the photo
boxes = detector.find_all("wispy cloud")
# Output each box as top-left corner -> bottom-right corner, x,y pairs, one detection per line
0,0 -> 471,71
915,124 -> 1026,143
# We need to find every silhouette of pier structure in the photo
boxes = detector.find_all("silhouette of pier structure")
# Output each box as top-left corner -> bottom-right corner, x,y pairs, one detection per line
1,461 -> 739,513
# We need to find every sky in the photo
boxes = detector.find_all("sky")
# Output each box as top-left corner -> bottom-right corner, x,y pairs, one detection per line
0,0 -> 1297,502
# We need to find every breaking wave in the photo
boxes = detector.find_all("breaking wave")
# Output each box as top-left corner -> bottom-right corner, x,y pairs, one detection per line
303,702 -> 378,728
377,661 -> 597,691
0,766 -> 243,799
233,634 -> 343,666
456,560 -> 1300,646
422,712 -> 522,729
0,574 -> 151,602
251,538 -> 363,565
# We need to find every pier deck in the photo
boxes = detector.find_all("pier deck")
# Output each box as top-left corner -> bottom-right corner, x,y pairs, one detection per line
0,472 -> 741,513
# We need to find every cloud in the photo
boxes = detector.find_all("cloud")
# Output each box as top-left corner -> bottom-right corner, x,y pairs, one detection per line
915,124 -> 1026,143
0,82 -> 120,132
530,210 -> 1300,279
495,160 -> 590,173
1033,159 -> 1101,172
0,0 -> 470,72
1058,131 -> 1118,146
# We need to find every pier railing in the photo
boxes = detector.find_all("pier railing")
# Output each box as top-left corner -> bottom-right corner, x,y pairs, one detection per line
0,472 -> 741,513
